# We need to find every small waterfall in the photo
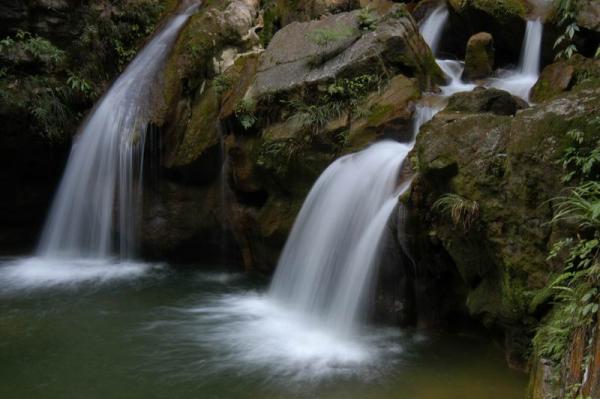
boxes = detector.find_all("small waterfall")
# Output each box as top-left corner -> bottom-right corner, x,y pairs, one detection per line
489,19 -> 543,101
520,19 -> 543,76
37,5 -> 198,260
419,5 -> 449,55
269,142 -> 412,331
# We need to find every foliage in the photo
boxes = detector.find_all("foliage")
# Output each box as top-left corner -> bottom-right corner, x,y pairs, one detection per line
67,72 -> 94,97
257,138 -> 307,176
235,98 -> 257,129
288,74 -> 382,132
0,0 -> 165,141
358,7 -> 378,32
0,30 -> 66,69
214,74 -> 233,96
553,0 -> 580,60
306,24 -> 355,46
532,120 -> 600,396
433,193 -> 480,230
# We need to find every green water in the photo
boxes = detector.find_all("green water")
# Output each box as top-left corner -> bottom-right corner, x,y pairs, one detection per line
0,264 -> 526,399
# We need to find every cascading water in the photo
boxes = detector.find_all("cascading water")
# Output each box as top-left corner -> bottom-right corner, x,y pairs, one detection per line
38,5 -> 198,260
490,19 -> 543,101
419,5 -> 543,103
269,142 -> 412,330
418,5 -> 449,55
0,4 -> 198,289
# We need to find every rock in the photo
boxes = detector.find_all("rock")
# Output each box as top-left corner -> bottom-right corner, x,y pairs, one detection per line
462,32 -> 495,80
576,0 -> 600,34
531,55 -> 600,103
444,0 -> 527,66
412,0 -> 444,22
163,84 -> 222,184
248,5 -> 444,102
445,87 -> 526,115
407,85 -> 600,364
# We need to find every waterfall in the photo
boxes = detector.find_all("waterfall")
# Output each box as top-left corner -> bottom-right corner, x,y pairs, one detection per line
489,19 -> 543,101
37,5 -> 197,260
419,5 -> 449,55
269,142 -> 412,331
520,19 -> 543,76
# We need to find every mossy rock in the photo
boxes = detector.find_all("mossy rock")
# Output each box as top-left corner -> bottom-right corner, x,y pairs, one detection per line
531,55 -> 600,103
462,32 -> 495,81
408,85 -> 600,362
447,0 -> 527,21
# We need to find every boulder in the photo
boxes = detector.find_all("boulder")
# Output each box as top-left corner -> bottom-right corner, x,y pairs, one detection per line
531,55 -> 600,103
445,87 -> 526,115
248,4 -> 444,102
462,32 -> 495,80
576,0 -> 600,34
407,85 -> 600,365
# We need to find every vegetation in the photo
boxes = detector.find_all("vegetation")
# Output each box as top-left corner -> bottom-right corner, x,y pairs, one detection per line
433,193 -> 480,230
532,120 -> 600,397
358,7 -> 378,32
0,0 -> 166,141
553,0 -> 580,59
288,74 -> 382,132
235,98 -> 258,129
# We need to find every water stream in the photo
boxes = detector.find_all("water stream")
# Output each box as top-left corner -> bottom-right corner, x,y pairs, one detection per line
38,4 -> 198,260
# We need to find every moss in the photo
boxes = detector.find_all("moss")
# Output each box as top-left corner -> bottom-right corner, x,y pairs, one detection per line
169,84 -> 220,168
449,0 -> 527,20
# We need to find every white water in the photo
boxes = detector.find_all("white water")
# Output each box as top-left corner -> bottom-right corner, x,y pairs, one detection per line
0,5 -> 198,290
419,5 -> 449,55
419,6 -> 543,103
38,5 -> 197,260
269,141 -> 412,331
489,19 -> 543,101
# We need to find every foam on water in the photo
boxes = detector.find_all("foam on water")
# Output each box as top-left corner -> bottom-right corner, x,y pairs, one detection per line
0,257 -> 157,292
145,291 -> 404,383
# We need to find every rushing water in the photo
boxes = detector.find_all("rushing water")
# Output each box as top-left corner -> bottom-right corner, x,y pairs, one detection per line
0,264 -> 526,398
488,19 -> 543,101
269,142 -> 412,331
419,6 -> 544,103
37,5 -> 197,260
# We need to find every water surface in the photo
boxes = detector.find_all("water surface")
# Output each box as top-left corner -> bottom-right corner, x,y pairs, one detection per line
0,260 -> 526,399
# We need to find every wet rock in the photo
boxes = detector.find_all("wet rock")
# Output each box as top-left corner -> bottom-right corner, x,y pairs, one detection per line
530,55 -> 600,103
407,85 -> 600,364
445,87 -> 526,116
462,32 -> 495,80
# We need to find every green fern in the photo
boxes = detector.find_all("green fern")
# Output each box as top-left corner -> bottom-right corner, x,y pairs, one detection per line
433,193 -> 480,230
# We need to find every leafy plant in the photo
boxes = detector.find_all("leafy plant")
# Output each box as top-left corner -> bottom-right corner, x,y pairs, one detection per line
287,74 -> 382,132
532,119 -> 600,396
235,98 -> 257,129
67,72 -> 94,96
553,0 -> 580,59
0,30 -> 66,69
214,74 -> 233,96
358,7 -> 378,32
433,193 -> 480,230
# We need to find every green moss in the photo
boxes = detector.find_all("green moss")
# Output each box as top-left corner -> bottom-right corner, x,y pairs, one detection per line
170,84 -> 220,168
450,0 -> 527,20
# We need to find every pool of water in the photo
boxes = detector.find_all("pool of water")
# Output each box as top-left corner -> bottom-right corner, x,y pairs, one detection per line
0,259 -> 526,399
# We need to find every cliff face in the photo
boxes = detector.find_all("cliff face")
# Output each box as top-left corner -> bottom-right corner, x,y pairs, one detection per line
142,0 -> 442,266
